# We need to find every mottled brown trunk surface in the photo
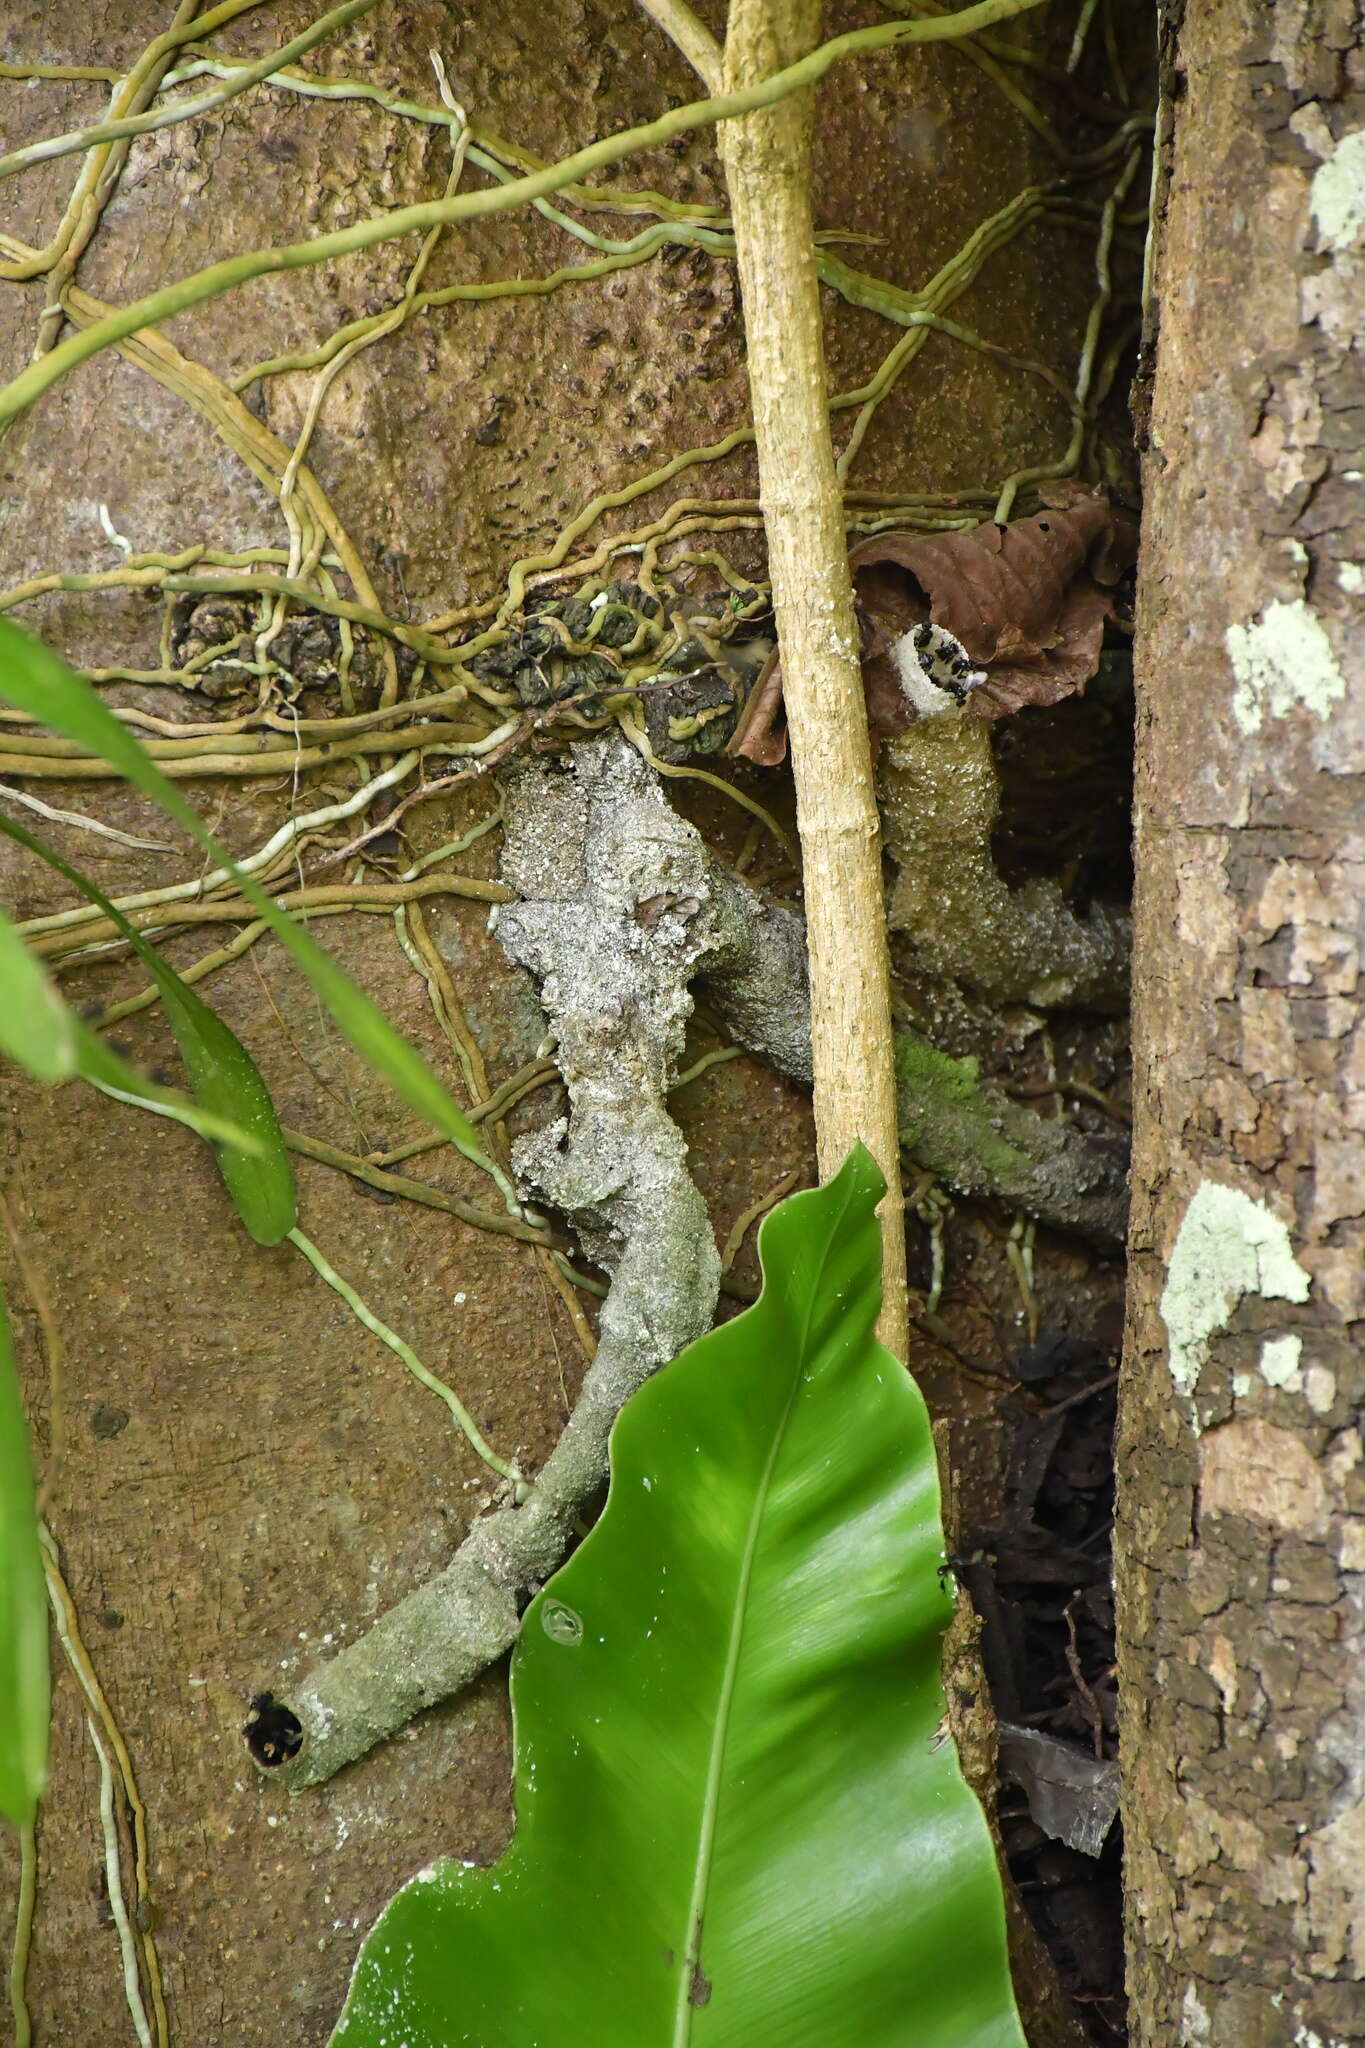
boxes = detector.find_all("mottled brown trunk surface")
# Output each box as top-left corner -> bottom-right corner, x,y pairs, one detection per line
1120,3 -> 1364,2043
0,3 -> 1121,2041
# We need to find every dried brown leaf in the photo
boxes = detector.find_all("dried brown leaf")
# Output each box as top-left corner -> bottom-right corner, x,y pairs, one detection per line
730,499 -> 1137,761
729,606 -> 890,765
850,497 -> 1137,724
726,644 -> 788,765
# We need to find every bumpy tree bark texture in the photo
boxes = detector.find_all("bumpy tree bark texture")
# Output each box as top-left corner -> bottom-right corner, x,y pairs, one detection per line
0,3 -> 1124,2040
1119,5 -> 1364,2043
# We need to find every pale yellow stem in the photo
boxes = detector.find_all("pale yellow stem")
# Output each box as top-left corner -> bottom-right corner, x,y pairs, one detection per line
719,0 -> 908,1358
636,0 -> 724,88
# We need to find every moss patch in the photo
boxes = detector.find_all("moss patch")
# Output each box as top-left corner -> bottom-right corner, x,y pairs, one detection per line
895,1029 -> 1029,1187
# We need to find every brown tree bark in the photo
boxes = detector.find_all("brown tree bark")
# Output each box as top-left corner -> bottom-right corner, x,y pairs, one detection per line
1119,3 -> 1364,2043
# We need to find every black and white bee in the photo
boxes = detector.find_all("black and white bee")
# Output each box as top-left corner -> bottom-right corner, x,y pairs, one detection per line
890,618 -> 987,718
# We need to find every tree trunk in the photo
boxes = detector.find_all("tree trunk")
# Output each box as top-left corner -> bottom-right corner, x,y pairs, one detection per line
1119,3 -> 1364,2042
0,4 -> 1131,2040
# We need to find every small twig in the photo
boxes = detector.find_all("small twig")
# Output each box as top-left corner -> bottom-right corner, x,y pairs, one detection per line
1066,0 -> 1103,73
671,1042 -> 744,1090
1064,1594 -> 1106,1759
535,1244 -> 598,1363
720,1170 -> 799,1274
281,1129 -> 553,1242
1008,1078 -> 1132,1127
0,782 -> 172,851
363,1060 -> 562,1169
17,752 -> 423,941
394,901 -> 481,1096
29,875 -> 511,961
320,772 -> 484,867
909,1182 -> 953,1317
88,1715 -> 152,2048
1046,1370 -> 1118,1415
41,1525 -> 165,2046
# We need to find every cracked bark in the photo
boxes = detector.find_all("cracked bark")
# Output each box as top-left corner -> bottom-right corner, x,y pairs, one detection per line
1119,5 -> 1365,2042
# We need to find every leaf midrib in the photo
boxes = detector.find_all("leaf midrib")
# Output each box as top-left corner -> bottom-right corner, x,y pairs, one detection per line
671,1177 -> 858,2045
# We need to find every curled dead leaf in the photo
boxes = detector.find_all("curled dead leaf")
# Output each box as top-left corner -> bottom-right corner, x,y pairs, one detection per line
728,495 -> 1137,763
725,643 -> 787,767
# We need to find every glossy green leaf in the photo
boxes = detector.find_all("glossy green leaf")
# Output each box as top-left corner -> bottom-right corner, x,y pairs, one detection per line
0,813 -> 295,1244
0,620 -> 504,1194
330,1146 -> 1027,2048
0,898 -> 261,1152
0,1280 -> 49,1828
0,897 -> 79,1082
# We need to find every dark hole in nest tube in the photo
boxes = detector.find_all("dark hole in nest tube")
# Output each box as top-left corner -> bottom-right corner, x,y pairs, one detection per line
244,1692 -> 304,1768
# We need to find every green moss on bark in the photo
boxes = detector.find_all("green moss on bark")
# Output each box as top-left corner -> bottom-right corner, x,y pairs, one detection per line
896,1028 -> 1127,1250
896,1032 -> 1029,1184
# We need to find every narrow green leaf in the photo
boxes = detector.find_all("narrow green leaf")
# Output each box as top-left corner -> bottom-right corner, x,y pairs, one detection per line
0,813 -> 295,1244
69,1012 -> 266,1152
0,902 -> 79,1082
0,1281 -> 49,1828
0,896 -> 260,1151
331,1147 -> 1028,2048
0,619 -> 506,1197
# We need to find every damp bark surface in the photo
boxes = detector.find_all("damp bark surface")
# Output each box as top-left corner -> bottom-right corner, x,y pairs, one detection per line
1119,4 -> 1365,2043
0,4 -> 1135,2042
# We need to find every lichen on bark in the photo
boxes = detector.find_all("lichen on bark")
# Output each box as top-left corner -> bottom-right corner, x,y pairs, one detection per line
1119,3 -> 1365,2041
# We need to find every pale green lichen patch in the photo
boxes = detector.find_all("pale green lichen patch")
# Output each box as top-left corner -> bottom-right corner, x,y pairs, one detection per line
1309,127 -> 1365,251
1226,598 -> 1346,735
1259,1332 -> 1303,1391
1160,1182 -> 1311,1402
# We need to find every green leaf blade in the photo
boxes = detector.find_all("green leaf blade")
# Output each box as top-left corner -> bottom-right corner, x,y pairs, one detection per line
143,971 -> 296,1244
0,619 -> 501,1193
0,890 -> 263,1153
0,812 -> 295,1244
69,1015 -> 265,1152
0,903 -> 78,1082
0,1284 -> 49,1829
330,1147 -> 1027,2048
